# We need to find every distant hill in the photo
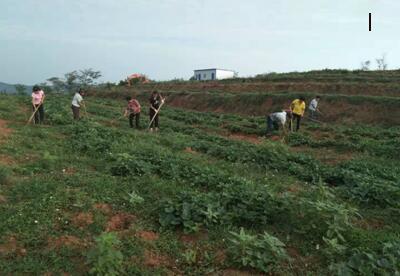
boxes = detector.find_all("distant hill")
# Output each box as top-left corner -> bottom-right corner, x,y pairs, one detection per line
0,82 -> 33,94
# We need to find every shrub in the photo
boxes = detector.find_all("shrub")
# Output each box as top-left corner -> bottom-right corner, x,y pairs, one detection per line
228,228 -> 290,273
330,242 -> 400,275
87,233 -> 124,276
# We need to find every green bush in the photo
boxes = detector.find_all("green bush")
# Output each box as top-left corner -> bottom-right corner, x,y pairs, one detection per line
87,232 -> 124,276
228,228 -> 290,273
330,242 -> 400,275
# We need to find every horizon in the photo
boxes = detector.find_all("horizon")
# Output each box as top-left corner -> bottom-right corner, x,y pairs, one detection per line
1,0 -> 399,84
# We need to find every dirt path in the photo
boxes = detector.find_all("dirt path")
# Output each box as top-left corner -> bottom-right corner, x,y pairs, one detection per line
0,119 -> 12,143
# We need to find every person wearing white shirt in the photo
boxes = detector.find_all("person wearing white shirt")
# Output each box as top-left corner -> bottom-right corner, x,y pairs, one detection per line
308,96 -> 321,119
266,110 -> 291,135
71,89 -> 85,120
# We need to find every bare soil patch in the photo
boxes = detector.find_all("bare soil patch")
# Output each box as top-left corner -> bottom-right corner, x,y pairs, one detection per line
143,249 -> 172,267
227,133 -> 261,144
62,167 -> 77,175
48,235 -> 87,250
0,236 -> 26,256
184,147 -> 198,154
0,195 -> 7,204
0,119 -> 12,142
71,212 -> 94,229
93,203 -> 113,215
0,154 -> 15,165
106,213 -> 135,232
137,231 -> 159,242
180,230 -> 208,244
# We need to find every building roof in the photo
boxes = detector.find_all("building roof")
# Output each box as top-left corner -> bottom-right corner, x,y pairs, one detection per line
194,68 -> 235,72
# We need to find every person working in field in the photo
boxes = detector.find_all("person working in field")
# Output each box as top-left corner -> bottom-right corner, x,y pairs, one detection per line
71,89 -> 85,120
266,110 -> 292,135
124,96 -> 141,129
289,96 -> 306,131
31,85 -> 46,124
149,91 -> 164,132
308,96 -> 321,119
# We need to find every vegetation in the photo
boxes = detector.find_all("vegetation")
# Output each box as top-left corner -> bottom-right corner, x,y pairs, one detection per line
0,90 -> 399,275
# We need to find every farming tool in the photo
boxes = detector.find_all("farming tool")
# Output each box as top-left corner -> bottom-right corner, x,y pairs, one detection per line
82,102 -> 88,118
26,103 -> 42,125
148,96 -> 167,129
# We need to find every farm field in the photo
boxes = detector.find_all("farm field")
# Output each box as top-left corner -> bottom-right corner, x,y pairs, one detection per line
0,92 -> 399,275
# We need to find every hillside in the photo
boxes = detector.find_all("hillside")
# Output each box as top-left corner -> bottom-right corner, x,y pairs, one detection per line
0,82 -> 32,94
115,69 -> 400,97
93,70 -> 400,125
0,90 -> 399,275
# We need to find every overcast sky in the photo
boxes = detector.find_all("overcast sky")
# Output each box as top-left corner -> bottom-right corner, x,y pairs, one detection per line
0,0 -> 398,84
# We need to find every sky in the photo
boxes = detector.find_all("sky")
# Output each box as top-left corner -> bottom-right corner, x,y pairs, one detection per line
0,0 -> 399,84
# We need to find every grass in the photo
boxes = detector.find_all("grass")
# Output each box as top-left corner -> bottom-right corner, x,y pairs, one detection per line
0,93 -> 399,275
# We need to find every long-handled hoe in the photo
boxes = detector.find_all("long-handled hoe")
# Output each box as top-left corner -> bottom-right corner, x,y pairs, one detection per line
148,97 -> 167,130
26,103 -> 42,125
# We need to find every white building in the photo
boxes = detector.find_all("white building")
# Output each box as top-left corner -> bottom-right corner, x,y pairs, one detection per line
193,68 -> 236,81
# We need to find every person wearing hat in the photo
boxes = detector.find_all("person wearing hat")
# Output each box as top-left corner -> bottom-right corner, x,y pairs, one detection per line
31,85 -> 46,124
289,96 -> 306,131
71,89 -> 85,120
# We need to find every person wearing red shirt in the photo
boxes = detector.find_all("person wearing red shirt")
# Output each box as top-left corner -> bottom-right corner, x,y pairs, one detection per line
124,96 -> 141,129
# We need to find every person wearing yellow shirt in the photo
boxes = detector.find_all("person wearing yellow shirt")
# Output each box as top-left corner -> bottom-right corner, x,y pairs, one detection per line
289,96 -> 306,131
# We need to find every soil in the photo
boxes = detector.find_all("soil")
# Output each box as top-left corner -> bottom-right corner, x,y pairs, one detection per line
179,230 -> 208,244
286,183 -> 303,194
62,167 -> 77,175
0,119 -> 12,142
137,231 -> 159,241
0,154 -> 15,165
214,249 -> 227,265
71,212 -> 94,229
48,235 -> 87,250
184,147 -> 198,154
93,203 -> 113,215
0,195 -> 7,204
0,236 -> 26,256
105,213 -> 135,232
221,269 -> 262,276
143,249 -> 172,268
227,133 -> 261,144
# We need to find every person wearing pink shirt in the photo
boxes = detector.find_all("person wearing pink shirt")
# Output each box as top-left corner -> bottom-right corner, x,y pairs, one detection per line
31,86 -> 45,124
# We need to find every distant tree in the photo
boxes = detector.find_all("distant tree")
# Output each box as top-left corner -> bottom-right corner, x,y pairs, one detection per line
47,77 -> 65,92
376,54 -> 388,70
47,69 -> 102,93
118,80 -> 128,86
14,84 -> 26,95
64,71 -> 79,92
38,82 -> 53,94
360,60 -> 371,71
78,69 -> 102,87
